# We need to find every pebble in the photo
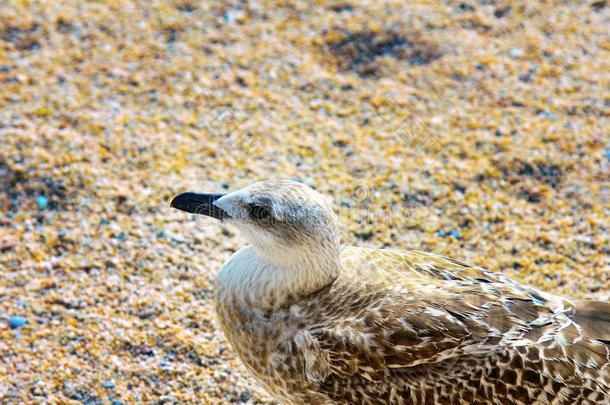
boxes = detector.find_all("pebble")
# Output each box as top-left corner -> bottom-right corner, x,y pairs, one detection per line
223,11 -> 237,24
8,316 -> 27,329
449,230 -> 461,239
36,196 -> 49,210
101,380 -> 115,389
509,48 -> 525,58
537,110 -> 555,120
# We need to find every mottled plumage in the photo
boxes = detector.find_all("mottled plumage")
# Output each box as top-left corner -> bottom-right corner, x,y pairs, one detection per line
172,180 -> 610,404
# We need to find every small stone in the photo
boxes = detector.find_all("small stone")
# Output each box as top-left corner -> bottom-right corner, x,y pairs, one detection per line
8,316 -> 27,329
36,195 -> 49,210
537,110 -> 554,119
509,48 -> 524,58
101,380 -> 115,389
139,344 -> 154,356
449,230 -> 461,239
223,11 -> 236,24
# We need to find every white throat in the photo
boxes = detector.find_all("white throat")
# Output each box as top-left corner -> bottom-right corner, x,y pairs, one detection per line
216,244 -> 340,310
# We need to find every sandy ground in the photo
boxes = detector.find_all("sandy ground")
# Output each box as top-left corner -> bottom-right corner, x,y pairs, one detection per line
0,0 -> 608,403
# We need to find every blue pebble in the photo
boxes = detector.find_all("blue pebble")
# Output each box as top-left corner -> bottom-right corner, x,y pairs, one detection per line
437,230 -> 446,237
101,380 -> 115,389
36,195 -> 48,210
14,301 -> 28,308
160,360 -> 171,370
449,230 -> 461,239
290,178 -> 304,183
8,316 -> 27,329
100,218 -> 110,225
111,401 -> 123,405
223,11 -> 236,23
606,149 -> 610,162
538,110 -> 554,119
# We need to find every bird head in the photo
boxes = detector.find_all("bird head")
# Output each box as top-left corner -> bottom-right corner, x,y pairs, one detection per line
171,179 -> 340,269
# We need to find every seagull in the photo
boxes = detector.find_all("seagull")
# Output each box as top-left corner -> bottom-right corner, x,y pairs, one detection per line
171,179 -> 610,404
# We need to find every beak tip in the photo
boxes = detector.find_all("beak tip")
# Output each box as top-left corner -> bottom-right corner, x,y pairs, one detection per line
170,193 -> 187,211
169,194 -> 182,209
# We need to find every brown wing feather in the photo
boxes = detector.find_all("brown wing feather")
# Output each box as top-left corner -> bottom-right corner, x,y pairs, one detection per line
572,300 -> 610,341
297,248 -> 610,403
303,247 -> 561,367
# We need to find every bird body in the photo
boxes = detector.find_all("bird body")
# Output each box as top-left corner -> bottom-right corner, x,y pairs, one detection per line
216,246 -> 610,404
171,180 -> 610,404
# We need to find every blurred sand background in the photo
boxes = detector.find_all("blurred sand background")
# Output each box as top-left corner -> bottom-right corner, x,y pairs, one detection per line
0,0 -> 608,403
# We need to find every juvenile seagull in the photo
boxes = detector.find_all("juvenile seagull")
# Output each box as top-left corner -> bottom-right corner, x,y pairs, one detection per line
171,179 -> 610,404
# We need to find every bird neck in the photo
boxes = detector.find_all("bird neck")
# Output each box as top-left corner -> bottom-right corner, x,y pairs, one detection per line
217,242 -> 340,310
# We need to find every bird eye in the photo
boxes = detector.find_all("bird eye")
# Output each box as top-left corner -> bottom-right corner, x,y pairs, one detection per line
248,204 -> 271,221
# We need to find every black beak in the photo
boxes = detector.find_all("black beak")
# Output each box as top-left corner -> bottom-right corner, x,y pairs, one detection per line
170,192 -> 230,220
